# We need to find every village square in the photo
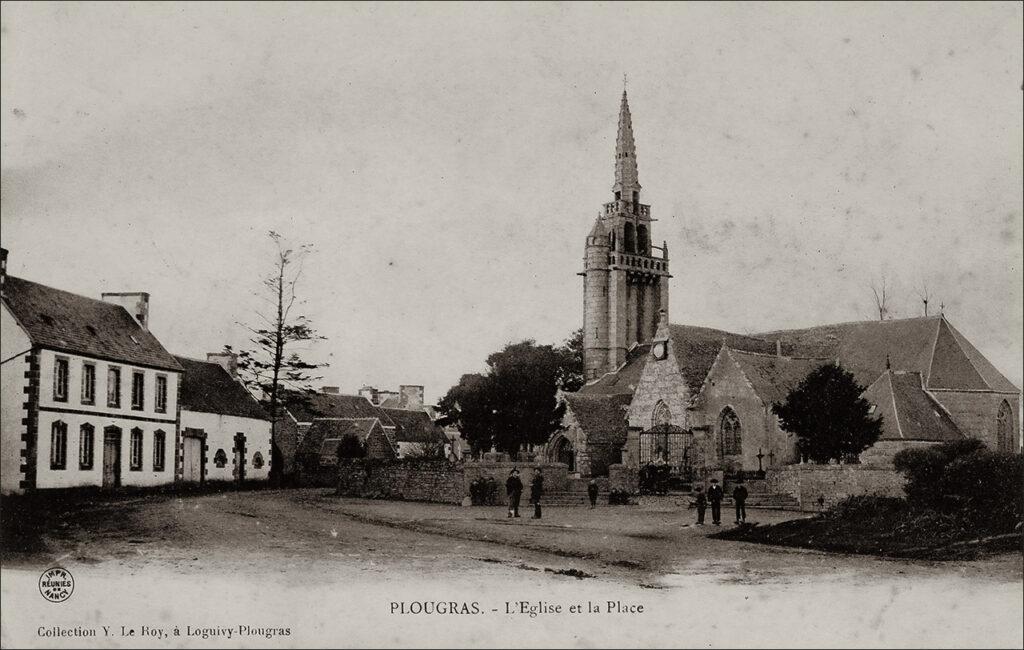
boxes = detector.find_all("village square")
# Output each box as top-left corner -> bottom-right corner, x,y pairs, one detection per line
1,3 -> 1021,649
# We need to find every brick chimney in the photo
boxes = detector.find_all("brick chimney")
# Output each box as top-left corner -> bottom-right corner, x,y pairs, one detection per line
206,351 -> 238,378
102,292 -> 150,331
399,385 -> 424,409
321,386 -> 340,395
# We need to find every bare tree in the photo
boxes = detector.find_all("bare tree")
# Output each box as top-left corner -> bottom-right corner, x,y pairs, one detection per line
235,231 -> 328,482
915,281 -> 932,317
869,276 -> 893,321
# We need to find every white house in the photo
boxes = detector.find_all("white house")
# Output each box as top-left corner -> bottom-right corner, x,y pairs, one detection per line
1,249 -> 183,494
174,354 -> 271,484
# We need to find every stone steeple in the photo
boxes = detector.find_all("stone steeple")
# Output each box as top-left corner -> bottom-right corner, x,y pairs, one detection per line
613,90 -> 641,196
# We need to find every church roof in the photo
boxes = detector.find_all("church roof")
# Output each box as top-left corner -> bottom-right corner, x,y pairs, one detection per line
724,350 -> 832,406
862,371 -> 964,442
3,275 -> 182,371
578,344 -> 651,395
614,90 -> 641,192
668,324 -> 781,395
562,392 -> 632,446
174,356 -> 269,420
756,316 -> 1017,393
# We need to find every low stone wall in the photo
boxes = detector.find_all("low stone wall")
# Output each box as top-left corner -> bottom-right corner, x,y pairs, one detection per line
767,464 -> 907,511
858,440 -> 938,467
463,461 -> 569,493
608,464 -> 638,493
336,459 -> 465,504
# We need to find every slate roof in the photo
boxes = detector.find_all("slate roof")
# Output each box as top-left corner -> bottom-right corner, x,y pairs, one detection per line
3,275 -> 181,371
562,392 -> 632,446
174,356 -> 269,420
381,407 -> 444,444
756,316 -> 1017,393
285,392 -> 397,427
578,344 -> 651,396
862,371 -> 964,442
668,324 -> 781,395
725,350 -> 831,406
297,417 -> 388,459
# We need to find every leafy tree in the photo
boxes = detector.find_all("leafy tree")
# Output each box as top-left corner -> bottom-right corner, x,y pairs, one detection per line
336,435 -> 367,460
772,364 -> 882,464
235,231 -> 328,481
438,333 -> 583,459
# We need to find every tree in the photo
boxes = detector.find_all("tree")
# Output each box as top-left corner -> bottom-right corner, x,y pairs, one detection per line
772,364 -> 883,464
438,333 -> 583,459
336,435 -> 367,460
235,231 -> 328,482
869,275 -> 893,321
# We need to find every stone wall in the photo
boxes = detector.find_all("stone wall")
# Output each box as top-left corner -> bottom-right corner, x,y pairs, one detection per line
336,459 -> 465,504
858,440 -> 937,467
766,464 -> 907,511
463,461 -> 569,493
930,390 -> 1019,450
608,464 -> 638,493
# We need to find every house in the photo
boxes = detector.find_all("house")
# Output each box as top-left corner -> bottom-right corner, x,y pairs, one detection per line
1,249 -> 183,494
381,407 -> 446,457
174,354 -> 272,485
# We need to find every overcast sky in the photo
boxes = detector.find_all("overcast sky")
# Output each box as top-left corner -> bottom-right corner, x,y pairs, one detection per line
2,2 -> 1021,402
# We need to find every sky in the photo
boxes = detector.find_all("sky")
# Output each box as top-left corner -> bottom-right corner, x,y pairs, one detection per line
2,2 -> 1022,403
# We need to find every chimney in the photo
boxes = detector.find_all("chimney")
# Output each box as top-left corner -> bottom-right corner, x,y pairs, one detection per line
776,340 -> 782,357
0,247 -> 7,298
102,292 -> 150,331
321,386 -> 340,395
206,352 -> 238,378
399,385 -> 424,409
358,386 -> 378,404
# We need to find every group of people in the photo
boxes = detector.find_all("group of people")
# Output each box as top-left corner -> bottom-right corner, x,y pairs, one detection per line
691,478 -> 749,525
503,468 -> 544,519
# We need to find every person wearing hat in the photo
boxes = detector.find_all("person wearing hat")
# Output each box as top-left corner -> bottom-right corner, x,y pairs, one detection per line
529,468 -> 544,519
732,477 -> 749,524
692,485 -> 707,525
506,469 -> 523,518
707,478 -> 724,525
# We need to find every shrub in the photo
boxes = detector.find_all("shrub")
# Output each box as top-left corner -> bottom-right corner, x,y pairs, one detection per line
939,450 -> 1023,531
892,439 -> 986,506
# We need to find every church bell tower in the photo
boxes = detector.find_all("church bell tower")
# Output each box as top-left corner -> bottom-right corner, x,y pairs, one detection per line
582,89 -> 671,381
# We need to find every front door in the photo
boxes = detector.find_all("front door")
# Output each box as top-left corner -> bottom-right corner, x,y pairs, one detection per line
182,436 -> 203,483
102,430 -> 121,488
233,433 -> 246,483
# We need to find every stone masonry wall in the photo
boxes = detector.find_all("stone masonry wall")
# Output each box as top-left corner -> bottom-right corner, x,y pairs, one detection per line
930,391 -> 1019,450
767,464 -> 907,511
337,459 -> 465,504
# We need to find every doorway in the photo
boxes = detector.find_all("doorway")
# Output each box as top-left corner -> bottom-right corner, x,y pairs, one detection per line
233,433 -> 247,483
102,426 -> 121,488
182,434 -> 204,483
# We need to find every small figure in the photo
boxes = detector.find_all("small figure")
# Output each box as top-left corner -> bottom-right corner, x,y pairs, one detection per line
587,479 -> 599,509
692,485 -> 707,525
530,469 -> 544,519
733,477 -> 748,524
707,478 -> 724,525
506,469 -> 523,518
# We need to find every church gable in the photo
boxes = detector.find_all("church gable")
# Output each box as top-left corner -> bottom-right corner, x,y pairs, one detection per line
626,332 -> 690,431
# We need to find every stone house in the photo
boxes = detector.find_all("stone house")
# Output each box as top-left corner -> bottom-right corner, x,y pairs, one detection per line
1,249 -> 183,494
174,354 -> 272,485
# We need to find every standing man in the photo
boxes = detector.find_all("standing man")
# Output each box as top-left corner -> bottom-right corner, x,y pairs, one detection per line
692,485 -> 707,525
587,479 -> 599,509
707,478 -> 724,525
506,469 -> 523,518
733,478 -> 748,524
530,469 -> 544,519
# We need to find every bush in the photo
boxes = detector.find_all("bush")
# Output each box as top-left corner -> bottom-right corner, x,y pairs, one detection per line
893,439 -> 986,505
939,449 -> 1023,531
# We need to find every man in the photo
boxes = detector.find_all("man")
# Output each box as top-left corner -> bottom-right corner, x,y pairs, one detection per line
587,479 -> 599,509
707,478 -> 724,525
692,485 -> 707,525
506,469 -> 523,518
530,469 -> 544,519
733,478 -> 748,524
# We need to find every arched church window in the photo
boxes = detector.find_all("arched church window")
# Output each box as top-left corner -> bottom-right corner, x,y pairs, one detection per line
637,225 -> 649,255
623,223 -> 636,253
719,408 -> 742,456
652,401 -> 672,428
996,400 -> 1014,452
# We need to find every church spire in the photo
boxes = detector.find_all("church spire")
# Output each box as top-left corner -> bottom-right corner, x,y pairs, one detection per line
613,88 -> 641,195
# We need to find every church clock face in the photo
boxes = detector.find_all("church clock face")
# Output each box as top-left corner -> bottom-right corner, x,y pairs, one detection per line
652,341 -> 667,360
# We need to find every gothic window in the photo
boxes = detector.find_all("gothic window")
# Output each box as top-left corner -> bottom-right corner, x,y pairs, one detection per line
623,223 -> 636,253
652,401 -> 672,428
50,421 -> 68,470
252,452 -> 265,470
719,408 -> 742,456
79,423 -> 95,470
996,401 -> 1014,452
213,449 -> 228,468
637,225 -> 649,255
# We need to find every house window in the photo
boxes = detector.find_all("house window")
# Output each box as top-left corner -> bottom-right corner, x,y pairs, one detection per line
252,452 -> 264,469
131,371 -> 145,411
130,428 -> 143,470
107,367 -> 121,407
53,357 -> 69,402
79,423 -> 95,470
155,375 -> 168,413
719,408 -> 742,456
213,449 -> 228,468
81,363 -> 96,405
153,430 -> 166,471
50,421 -> 68,470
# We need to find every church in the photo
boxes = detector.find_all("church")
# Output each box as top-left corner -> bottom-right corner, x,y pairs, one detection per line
546,90 -> 1020,481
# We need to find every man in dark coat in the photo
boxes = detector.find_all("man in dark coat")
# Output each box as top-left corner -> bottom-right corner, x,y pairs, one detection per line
692,485 -> 707,525
707,478 -> 724,525
733,478 -> 748,524
587,479 -> 599,509
506,469 -> 523,518
530,469 -> 544,519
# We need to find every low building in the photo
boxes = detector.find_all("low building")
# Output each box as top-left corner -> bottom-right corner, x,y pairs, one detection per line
174,354 -> 272,484
1,249 -> 183,494
381,407 -> 446,458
